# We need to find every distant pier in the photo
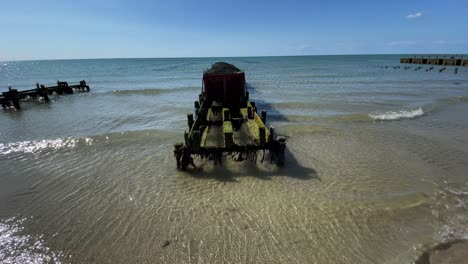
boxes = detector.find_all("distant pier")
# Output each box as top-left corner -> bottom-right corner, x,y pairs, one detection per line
400,56 -> 467,66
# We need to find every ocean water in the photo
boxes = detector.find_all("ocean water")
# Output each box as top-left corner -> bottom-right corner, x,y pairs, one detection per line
0,55 -> 467,263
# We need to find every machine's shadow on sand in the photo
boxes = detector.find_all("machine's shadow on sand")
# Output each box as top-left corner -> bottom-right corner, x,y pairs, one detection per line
246,83 -> 288,122
186,147 -> 319,183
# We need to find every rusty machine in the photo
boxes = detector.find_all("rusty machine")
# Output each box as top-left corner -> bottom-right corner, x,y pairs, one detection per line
1,80 -> 90,110
174,62 -> 286,170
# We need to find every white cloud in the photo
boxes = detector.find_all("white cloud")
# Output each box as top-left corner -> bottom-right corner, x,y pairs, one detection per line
387,40 -> 418,46
406,12 -> 423,19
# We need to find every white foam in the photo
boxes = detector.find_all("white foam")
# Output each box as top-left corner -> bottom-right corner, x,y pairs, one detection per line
437,225 -> 468,243
369,107 -> 424,121
0,217 -> 62,263
446,189 -> 468,196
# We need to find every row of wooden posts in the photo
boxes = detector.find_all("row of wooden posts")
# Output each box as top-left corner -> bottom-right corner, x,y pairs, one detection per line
400,56 -> 468,66
1,80 -> 90,110
374,65 -> 460,74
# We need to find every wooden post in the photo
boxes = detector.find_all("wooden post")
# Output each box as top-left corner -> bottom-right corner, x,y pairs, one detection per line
184,131 -> 189,147
269,127 -> 275,141
261,110 -> 267,124
12,98 -> 21,110
259,126 -> 266,145
276,137 -> 286,166
194,101 -> 200,116
187,113 -> 194,129
81,80 -> 90,91
191,130 -> 201,152
223,121 -> 234,148
247,106 -> 254,119
222,108 -> 230,121
250,102 -> 256,112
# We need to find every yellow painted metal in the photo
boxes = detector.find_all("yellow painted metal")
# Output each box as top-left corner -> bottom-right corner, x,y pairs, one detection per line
200,126 -> 208,148
223,121 -> 233,133
223,121 -> 234,147
239,102 -> 270,145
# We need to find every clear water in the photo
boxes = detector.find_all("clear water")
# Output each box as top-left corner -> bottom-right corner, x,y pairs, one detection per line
1,55 -> 468,263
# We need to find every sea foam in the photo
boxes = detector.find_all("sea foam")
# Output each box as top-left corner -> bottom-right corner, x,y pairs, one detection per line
369,107 -> 424,121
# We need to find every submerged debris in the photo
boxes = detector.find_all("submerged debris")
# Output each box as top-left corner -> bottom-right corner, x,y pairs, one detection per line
161,240 -> 171,248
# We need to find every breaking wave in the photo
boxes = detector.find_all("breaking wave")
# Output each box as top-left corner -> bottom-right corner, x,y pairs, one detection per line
0,130 -> 175,156
367,94 -> 468,121
0,217 -> 62,263
369,107 -> 424,121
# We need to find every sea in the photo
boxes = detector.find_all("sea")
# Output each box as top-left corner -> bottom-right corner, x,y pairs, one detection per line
0,55 -> 467,263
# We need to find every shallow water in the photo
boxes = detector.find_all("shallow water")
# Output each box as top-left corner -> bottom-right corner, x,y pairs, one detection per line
1,55 -> 468,263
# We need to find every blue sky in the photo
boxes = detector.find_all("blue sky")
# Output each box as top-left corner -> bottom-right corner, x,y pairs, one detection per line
0,0 -> 467,60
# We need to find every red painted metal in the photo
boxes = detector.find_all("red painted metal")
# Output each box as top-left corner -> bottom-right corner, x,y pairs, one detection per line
202,63 -> 246,107
203,73 -> 246,107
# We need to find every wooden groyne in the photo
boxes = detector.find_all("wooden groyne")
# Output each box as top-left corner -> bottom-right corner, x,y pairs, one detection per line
400,56 -> 467,66
1,80 -> 90,110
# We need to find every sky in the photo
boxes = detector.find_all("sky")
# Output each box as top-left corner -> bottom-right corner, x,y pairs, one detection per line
0,0 -> 467,60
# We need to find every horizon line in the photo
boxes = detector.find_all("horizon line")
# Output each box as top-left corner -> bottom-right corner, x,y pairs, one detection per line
2,53 -> 467,63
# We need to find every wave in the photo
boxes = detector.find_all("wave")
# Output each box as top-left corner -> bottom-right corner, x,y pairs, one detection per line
111,87 -> 198,96
273,93 -> 468,123
150,61 -> 196,72
0,137 -> 93,155
0,130 -> 177,156
238,59 -> 261,64
437,94 -> 468,104
325,91 -> 422,97
369,107 -> 424,121
367,94 -> 468,121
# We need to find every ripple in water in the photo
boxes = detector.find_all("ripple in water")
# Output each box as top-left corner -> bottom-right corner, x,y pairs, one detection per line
0,217 -> 62,264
